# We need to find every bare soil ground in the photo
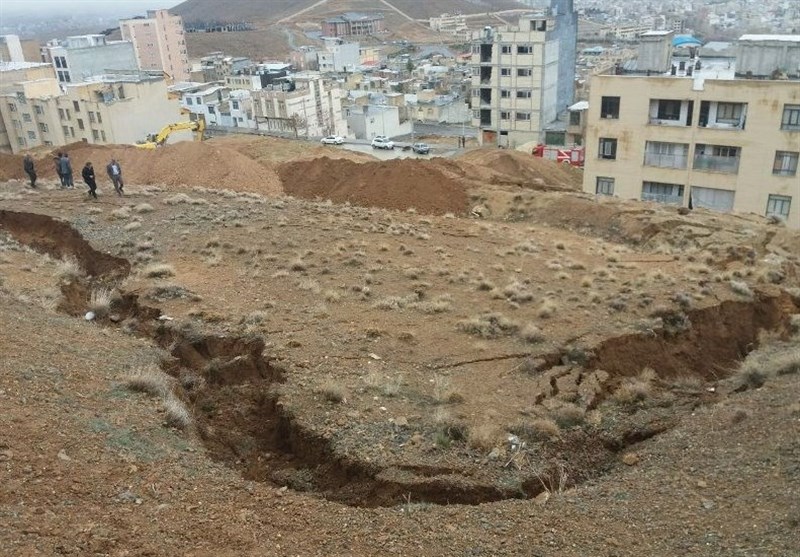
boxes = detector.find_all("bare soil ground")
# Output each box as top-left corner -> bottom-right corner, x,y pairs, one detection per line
1,135 -> 799,555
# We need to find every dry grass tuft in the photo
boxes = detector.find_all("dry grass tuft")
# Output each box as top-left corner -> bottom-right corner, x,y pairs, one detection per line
537,298 -> 558,319
89,287 -> 114,316
55,257 -> 83,281
467,423 -> 503,452
729,280 -> 753,297
110,206 -> 132,220
319,379 -> 346,403
457,313 -> 519,338
123,364 -> 169,397
143,263 -> 175,279
550,403 -> 585,428
519,323 -> 545,344
163,395 -> 191,430
133,203 -> 154,214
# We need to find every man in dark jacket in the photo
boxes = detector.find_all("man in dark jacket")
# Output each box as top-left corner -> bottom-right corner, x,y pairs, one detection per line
59,153 -> 74,189
82,162 -> 97,199
23,154 -> 36,188
54,153 -> 64,187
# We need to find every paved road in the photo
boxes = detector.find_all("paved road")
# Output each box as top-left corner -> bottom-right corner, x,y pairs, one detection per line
338,142 -> 460,160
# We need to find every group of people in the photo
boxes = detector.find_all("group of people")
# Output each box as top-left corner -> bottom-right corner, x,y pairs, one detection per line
22,153 -> 124,199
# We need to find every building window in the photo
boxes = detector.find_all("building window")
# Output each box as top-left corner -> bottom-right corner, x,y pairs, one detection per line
501,45 -> 512,54
500,111 -> 510,120
500,68 -> 511,77
187,98 -> 193,105
16,92 -> 26,104
12,120 -> 21,129
642,181 -> 684,205
500,90 -> 511,98
781,104 -> 800,130
232,100 -> 239,110
55,57 -> 62,68
38,123 -> 48,133
62,125 -> 69,136
7,103 -> 16,112
196,97 -> 202,104
58,108 -> 66,120
17,137 -> 25,146
88,112 -> 96,123
773,151 -> 799,176
27,130 -> 36,140
92,130 -> 100,140
96,112 -> 102,124
471,67 -> 480,76
596,177 -> 615,196
43,140 -> 53,146
516,112 -> 531,121
569,111 -> 581,125
73,101 -> 80,112
766,195 -> 791,219
69,127 -> 75,137
600,96 -> 619,119
598,137 -> 617,160
656,99 -> 682,121
517,68 -> 532,77
65,109 -> 70,119
33,105 -> 43,115
517,45 -> 533,54
22,113 -> 31,122
644,141 -> 689,169
716,102 -> 743,123
208,106 -> 216,114
77,118 -> 84,130
101,130 -> 106,142
516,90 -> 532,99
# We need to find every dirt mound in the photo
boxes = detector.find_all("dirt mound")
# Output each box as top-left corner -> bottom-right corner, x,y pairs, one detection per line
0,141 -> 282,195
456,148 -> 583,190
279,157 -> 468,215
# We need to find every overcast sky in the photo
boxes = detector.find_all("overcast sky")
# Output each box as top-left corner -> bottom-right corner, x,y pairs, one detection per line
0,0 -> 183,17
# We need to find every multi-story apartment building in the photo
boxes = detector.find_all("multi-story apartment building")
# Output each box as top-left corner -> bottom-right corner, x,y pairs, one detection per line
120,9 -> 189,82
583,33 -> 800,228
322,13 -> 385,38
0,73 -> 183,153
0,61 -> 56,151
45,35 -> 138,84
469,1 -> 578,147
253,73 -> 346,138
318,38 -> 360,73
429,13 -> 469,40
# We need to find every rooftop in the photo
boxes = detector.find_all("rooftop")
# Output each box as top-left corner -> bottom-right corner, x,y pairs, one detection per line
739,34 -> 800,42
0,61 -> 52,72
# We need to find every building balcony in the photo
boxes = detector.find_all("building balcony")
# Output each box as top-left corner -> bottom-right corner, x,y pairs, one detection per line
641,192 -> 684,205
643,152 -> 688,169
693,154 -> 740,173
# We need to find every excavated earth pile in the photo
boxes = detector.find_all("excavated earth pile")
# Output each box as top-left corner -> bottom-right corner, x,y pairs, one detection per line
279,156 -> 469,215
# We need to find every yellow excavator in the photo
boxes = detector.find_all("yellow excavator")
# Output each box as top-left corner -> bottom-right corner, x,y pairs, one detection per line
135,116 -> 206,149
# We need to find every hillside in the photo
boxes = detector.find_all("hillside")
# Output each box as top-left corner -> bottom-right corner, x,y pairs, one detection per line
2,135 -> 800,555
171,0 -> 526,24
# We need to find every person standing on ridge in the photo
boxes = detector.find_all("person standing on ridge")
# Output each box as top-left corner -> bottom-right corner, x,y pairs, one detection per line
106,158 -> 123,196
23,154 -> 37,188
54,152 -> 65,187
59,153 -> 74,189
82,161 -> 98,199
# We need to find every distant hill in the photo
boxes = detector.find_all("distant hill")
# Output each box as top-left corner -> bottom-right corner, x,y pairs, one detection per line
170,0 -> 526,25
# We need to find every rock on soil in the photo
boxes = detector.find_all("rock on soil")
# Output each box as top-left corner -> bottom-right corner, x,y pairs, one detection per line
279,156 -> 469,215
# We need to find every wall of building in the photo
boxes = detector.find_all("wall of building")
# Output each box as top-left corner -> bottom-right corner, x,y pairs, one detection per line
120,10 -> 189,81
51,42 -> 138,83
583,75 -> 800,227
0,35 -> 25,62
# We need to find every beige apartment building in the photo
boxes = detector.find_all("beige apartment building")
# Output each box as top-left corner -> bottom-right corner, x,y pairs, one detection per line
0,62 -> 57,151
120,9 -> 189,82
583,35 -> 800,228
0,74 -> 183,153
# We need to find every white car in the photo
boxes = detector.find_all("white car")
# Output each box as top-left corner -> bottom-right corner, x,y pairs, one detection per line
321,135 -> 344,145
371,136 -> 394,150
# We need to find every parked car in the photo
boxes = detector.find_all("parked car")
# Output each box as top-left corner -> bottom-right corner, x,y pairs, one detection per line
321,135 -> 344,145
371,136 -> 394,150
412,142 -> 430,155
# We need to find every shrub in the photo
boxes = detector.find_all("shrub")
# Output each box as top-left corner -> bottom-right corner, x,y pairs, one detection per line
123,364 -> 169,397
55,257 -> 83,281
519,323 -> 545,344
143,263 -> 175,279
550,403 -> 585,428
457,313 -> 519,338
537,299 -> 558,319
89,287 -> 114,316
467,423 -> 503,451
319,379 -> 346,403
163,395 -> 191,430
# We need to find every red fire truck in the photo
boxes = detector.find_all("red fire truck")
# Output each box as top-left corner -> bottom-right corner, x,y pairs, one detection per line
532,143 -> 585,168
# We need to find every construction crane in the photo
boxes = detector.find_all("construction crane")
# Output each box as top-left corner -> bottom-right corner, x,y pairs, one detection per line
135,117 -> 206,149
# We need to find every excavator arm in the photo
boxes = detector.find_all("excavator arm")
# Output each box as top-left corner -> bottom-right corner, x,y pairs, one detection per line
135,117 -> 206,149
